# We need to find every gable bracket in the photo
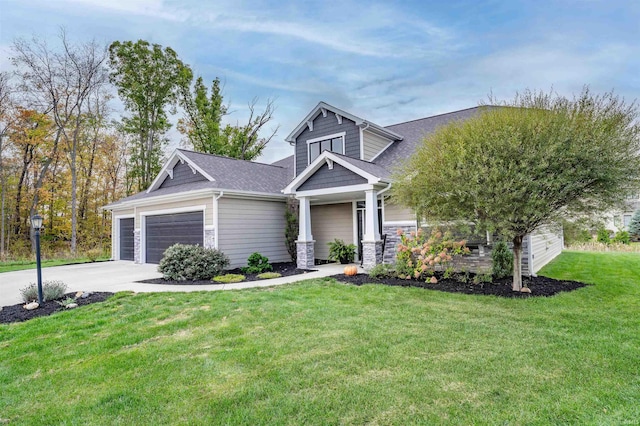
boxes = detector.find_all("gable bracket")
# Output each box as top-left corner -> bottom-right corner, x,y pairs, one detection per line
320,107 -> 327,117
306,120 -> 314,131
167,169 -> 173,179
335,113 -> 342,125
179,158 -> 185,164
326,158 -> 334,170
187,163 -> 197,174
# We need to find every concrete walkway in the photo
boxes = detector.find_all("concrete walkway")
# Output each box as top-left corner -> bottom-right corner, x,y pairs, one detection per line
0,261 -> 356,307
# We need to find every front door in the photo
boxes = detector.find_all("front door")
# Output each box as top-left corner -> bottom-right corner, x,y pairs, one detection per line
356,201 -> 382,263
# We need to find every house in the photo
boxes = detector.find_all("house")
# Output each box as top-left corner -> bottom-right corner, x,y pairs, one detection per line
104,102 -> 564,273
604,195 -> 640,233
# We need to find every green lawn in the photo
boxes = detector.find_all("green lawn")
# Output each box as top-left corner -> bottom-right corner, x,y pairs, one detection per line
1,251 -> 639,424
0,256 -> 110,273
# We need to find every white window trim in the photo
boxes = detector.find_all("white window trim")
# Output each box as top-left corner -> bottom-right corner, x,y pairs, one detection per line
113,214 -> 135,261
306,131 -> 346,165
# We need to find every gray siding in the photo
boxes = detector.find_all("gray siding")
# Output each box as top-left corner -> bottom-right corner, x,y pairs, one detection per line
295,113 -> 360,176
218,197 -> 289,268
159,161 -> 207,189
363,130 -> 392,161
298,163 -> 367,191
311,203 -> 353,260
530,226 -> 564,274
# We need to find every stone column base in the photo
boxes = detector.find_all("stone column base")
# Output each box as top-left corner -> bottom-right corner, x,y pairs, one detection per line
362,240 -> 383,270
296,240 -> 315,269
134,229 -> 141,264
204,228 -> 215,249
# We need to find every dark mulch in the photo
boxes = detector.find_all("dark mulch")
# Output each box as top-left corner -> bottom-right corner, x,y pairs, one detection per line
0,292 -> 114,324
137,262 -> 316,285
331,272 -> 587,298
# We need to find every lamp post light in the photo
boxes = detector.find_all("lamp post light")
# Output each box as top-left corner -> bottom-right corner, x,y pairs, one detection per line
31,214 -> 43,305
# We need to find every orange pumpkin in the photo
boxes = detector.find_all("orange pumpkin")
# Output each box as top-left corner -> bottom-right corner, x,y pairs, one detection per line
344,265 -> 358,276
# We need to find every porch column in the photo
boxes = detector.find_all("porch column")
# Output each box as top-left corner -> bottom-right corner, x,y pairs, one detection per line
362,189 -> 383,270
296,196 -> 315,269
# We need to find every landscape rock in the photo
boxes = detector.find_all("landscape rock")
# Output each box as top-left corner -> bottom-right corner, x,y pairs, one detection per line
520,287 -> 532,293
24,302 -> 39,310
80,292 -> 91,298
66,303 -> 78,309
75,291 -> 84,298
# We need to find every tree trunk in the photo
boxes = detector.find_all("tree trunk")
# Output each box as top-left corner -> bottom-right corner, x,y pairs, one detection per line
512,235 -> 523,291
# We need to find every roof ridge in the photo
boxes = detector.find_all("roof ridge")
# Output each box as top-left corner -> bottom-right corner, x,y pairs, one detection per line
177,148 -> 288,169
384,105 -> 492,128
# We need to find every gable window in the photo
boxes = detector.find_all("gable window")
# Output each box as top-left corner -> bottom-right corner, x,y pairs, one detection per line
307,132 -> 345,164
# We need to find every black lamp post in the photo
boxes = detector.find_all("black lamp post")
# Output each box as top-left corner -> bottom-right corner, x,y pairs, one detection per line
31,214 -> 43,304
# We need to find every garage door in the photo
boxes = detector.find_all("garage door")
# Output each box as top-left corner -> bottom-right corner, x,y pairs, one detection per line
119,218 -> 134,261
145,211 -> 203,263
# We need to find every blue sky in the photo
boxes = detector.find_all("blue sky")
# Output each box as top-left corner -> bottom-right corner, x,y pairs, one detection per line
1,0 -> 638,162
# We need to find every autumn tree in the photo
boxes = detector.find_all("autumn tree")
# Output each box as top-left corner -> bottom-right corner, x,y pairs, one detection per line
0,72 -> 14,258
108,40 -> 192,192
179,76 -> 278,160
11,30 -> 109,254
393,89 -> 640,291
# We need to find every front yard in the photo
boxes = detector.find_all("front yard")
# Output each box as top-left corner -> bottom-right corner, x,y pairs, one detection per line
1,251 -> 639,424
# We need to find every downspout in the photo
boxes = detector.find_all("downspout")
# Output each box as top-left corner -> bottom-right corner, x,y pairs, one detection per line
359,122 -> 370,160
214,192 -> 224,249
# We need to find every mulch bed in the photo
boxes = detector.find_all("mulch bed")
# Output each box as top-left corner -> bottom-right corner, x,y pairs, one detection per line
331,273 -> 587,298
0,292 -> 114,324
138,262 -> 316,285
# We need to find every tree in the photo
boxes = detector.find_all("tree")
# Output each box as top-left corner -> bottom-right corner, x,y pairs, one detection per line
629,210 -> 640,239
0,72 -> 14,258
108,40 -> 192,192
12,30 -> 108,254
179,77 -> 278,160
393,89 -> 640,291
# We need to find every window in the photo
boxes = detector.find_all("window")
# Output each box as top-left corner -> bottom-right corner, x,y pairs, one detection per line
307,133 -> 345,164
624,215 -> 632,229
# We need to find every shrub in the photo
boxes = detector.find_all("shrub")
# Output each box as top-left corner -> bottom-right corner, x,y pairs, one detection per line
20,280 -> 68,303
285,198 -> 299,262
612,231 -> 630,245
257,272 -> 281,279
395,228 -> 470,280
242,252 -> 273,274
473,270 -> 493,285
327,239 -> 356,264
86,248 -> 103,262
597,228 -> 611,244
491,240 -> 513,279
368,263 -> 396,279
212,274 -> 245,283
158,244 -> 229,281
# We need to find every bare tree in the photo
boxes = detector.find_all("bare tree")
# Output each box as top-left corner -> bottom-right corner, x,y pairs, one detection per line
0,72 -> 14,258
12,29 -> 109,253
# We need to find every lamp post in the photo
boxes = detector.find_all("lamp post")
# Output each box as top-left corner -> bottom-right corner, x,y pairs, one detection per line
31,214 -> 43,304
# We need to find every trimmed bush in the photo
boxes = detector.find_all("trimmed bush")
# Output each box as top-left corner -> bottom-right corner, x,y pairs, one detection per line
597,228 -> 611,244
256,272 -> 281,279
327,239 -> 356,264
491,240 -> 513,279
158,244 -> 229,281
20,280 -> 68,303
242,252 -> 272,274
212,274 -> 245,283
613,231 -> 630,245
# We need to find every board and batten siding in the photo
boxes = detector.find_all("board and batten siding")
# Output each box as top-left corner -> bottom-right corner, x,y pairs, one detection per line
135,197 -> 214,228
217,197 -> 289,268
295,113 -> 360,176
362,130 -> 392,161
529,225 -> 564,274
383,202 -> 416,223
311,203 -> 353,260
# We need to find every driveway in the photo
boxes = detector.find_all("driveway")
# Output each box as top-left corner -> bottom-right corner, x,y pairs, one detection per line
0,261 -> 349,307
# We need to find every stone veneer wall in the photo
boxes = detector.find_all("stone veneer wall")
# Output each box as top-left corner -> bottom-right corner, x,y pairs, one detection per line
382,223 -> 533,275
204,228 -> 215,249
133,229 -> 141,264
296,241 -> 315,269
362,240 -> 383,270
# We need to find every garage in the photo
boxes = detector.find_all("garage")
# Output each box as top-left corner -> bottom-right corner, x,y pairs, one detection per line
144,211 -> 204,263
119,218 -> 134,261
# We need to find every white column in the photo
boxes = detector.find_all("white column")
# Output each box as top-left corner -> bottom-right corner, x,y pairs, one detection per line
297,196 -> 313,242
363,189 -> 380,241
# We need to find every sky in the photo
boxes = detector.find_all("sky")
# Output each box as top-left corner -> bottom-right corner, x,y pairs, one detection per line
1,0 -> 638,163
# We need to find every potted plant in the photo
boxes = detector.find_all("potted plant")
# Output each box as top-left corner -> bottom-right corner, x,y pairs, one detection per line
327,239 -> 356,264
